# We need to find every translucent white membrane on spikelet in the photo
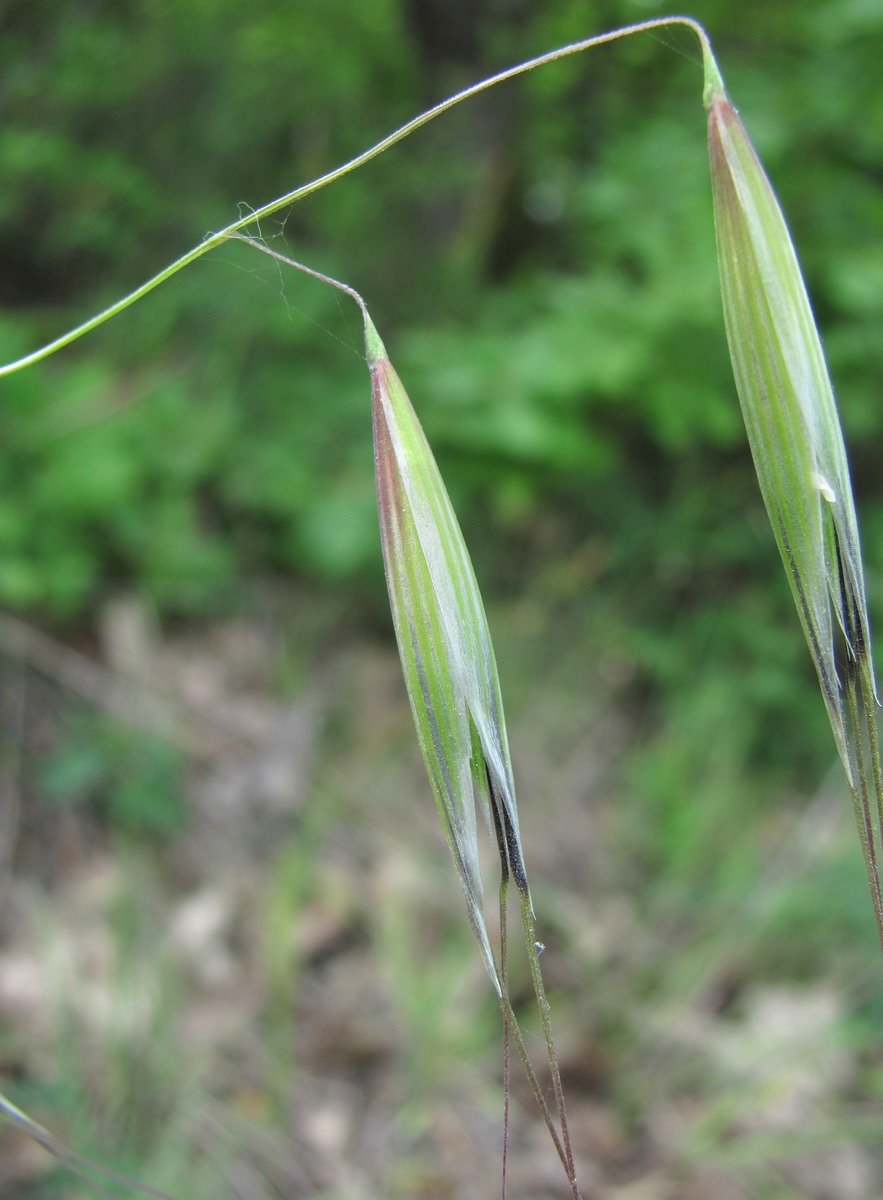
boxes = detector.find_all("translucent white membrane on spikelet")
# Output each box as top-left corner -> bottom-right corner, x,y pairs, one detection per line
367,315 -> 528,993
704,61 -> 874,780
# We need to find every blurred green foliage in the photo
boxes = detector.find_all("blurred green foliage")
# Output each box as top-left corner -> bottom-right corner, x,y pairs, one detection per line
40,710 -> 185,837
1,0 -> 881,757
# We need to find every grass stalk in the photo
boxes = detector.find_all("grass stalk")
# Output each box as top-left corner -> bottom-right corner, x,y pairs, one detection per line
0,17 -> 714,378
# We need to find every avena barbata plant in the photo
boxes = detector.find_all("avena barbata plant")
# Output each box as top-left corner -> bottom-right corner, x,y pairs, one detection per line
1,15 -> 880,1200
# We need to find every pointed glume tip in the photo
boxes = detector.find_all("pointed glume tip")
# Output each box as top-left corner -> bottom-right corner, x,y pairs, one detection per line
364,314 -> 387,364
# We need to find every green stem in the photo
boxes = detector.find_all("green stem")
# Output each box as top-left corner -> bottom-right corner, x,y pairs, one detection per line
229,234 -> 370,324
0,16 -> 712,377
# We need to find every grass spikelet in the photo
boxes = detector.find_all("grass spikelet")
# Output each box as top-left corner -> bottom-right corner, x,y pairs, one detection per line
367,315 -> 528,990
227,237 -> 581,1193
366,315 -> 580,1196
703,51 -> 883,945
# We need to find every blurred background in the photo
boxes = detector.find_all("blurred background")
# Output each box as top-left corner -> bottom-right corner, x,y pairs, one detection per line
1,0 -> 883,1196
